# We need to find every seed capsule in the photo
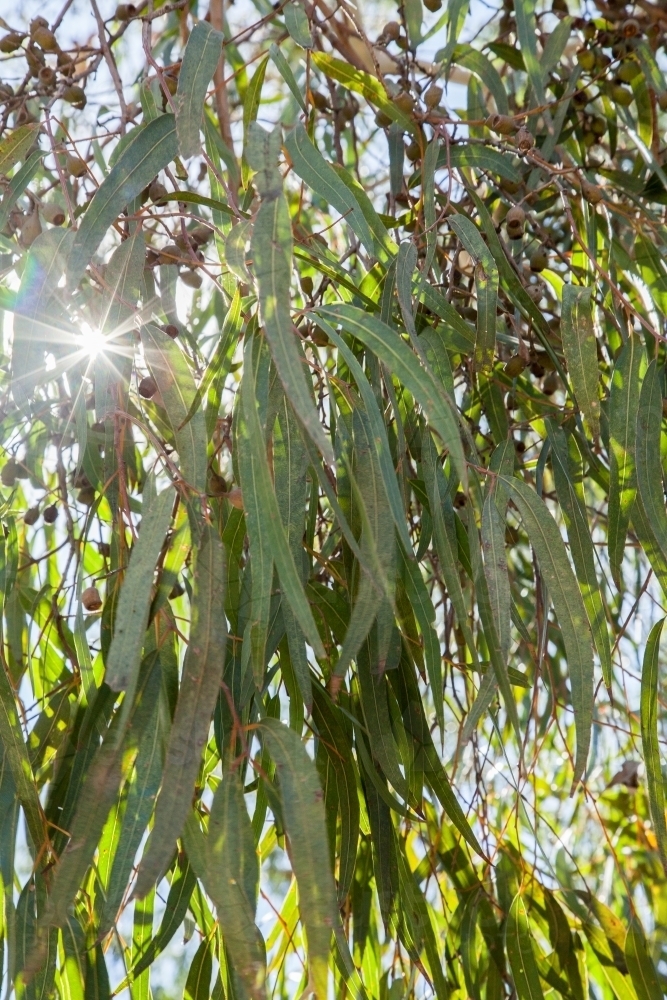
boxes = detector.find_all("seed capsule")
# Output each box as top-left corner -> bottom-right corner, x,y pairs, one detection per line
66,154 -> 87,178
148,178 -> 167,202
486,113 -> 515,135
310,90 -> 329,111
20,210 -> 42,247
62,85 -> 86,108
405,140 -> 421,161
163,324 -> 179,338
505,205 -> 526,237
394,92 -> 415,115
0,33 -> 25,53
190,225 -> 211,246
382,21 -> 401,41
42,203 -> 66,226
24,506 -> 40,525
581,178 -> 603,204
99,541 -> 111,558
179,269 -> 203,289
617,59 -> 640,82
1,461 -> 17,487
43,503 -> 58,523
207,471 -> 227,496
543,371 -> 559,395
375,110 -> 393,128
514,126 -> 534,155
31,25 -> 57,51
38,65 -> 56,88
529,246 -> 548,272
226,486 -> 244,509
576,48 -> 596,71
611,84 -> 633,106
424,0 -> 443,10
424,84 -> 443,109
81,586 -> 102,611
622,17 -> 641,37
78,486 -> 96,506
504,354 -> 526,378
138,376 -> 158,399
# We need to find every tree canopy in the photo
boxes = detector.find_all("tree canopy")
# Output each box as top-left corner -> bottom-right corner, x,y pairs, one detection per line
1,0 -> 667,996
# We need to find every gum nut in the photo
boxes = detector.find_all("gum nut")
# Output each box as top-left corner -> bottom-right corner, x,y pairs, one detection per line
24,506 -> 39,525
81,586 -> 102,611
138,376 -> 158,399
226,486 -> 244,509
504,354 -> 526,378
43,503 -> 58,523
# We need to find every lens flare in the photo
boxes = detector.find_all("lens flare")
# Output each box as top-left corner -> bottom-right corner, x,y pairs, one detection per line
79,322 -> 108,357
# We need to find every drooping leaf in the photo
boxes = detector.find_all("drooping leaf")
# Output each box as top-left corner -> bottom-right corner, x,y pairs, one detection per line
204,771 -> 266,1000
506,893 -> 545,1000
640,618 -> 667,874
68,115 -> 178,287
104,483 -> 174,695
500,475 -> 594,787
561,285 -> 600,438
134,524 -> 226,896
260,717 -> 338,1000
175,21 -> 224,158
608,333 -> 646,587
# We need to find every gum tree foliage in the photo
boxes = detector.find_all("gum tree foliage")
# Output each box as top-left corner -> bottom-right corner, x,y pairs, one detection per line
3,0 -> 667,995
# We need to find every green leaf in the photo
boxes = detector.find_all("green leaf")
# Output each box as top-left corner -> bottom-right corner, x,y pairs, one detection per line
640,618 -> 667,874
238,334 -> 325,676
175,21 -> 224,159
0,149 -> 43,234
316,304 -> 467,489
100,698 -> 164,935
0,658 -> 47,853
130,861 -> 197,979
448,214 -> 498,372
141,323 -> 208,497
446,144 -> 521,184
500,476 -> 595,787
40,655 -> 162,930
624,917 -> 662,1000
506,893 -> 545,1000
310,53 -> 417,136
11,228 -> 74,407
134,524 -> 226,896
608,333 -> 646,587
260,717 -> 337,1000
636,359 -> 667,577
204,771 -> 266,1000
249,126 -> 333,464
284,123 -> 377,256
547,423 -> 612,692
561,285 -> 600,437
514,0 -> 546,106
311,684 -> 360,903
0,123 -> 40,173
104,483 -> 174,695
320,320 -> 411,551
184,937 -> 213,1000
482,488 -> 511,663
68,115 -> 178,287
284,0 -> 313,48
453,45 -> 509,115
269,43 -> 306,111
